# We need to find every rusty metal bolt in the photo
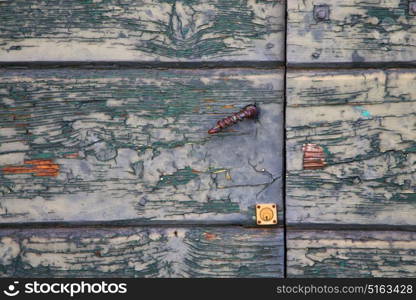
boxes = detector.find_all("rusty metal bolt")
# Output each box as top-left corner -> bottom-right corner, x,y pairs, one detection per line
314,5 -> 330,22
410,1 -> 416,16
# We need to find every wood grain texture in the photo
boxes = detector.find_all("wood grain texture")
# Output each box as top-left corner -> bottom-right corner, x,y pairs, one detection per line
0,226 -> 284,277
288,0 -> 416,65
0,0 -> 285,62
288,230 -> 416,278
0,68 -> 283,224
287,69 -> 416,225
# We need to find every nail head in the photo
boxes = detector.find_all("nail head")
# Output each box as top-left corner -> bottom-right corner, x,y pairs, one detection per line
314,5 -> 330,21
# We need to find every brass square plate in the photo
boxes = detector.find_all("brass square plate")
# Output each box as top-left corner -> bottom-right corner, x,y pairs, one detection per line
256,203 -> 278,225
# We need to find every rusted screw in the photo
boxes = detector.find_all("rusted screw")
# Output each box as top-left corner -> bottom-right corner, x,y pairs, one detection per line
208,104 -> 258,134
410,1 -> 416,16
314,5 -> 330,21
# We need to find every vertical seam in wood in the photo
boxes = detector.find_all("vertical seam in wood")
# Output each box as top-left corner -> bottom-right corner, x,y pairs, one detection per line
283,0 -> 288,279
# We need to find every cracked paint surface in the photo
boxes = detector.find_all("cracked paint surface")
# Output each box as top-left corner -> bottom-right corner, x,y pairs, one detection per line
288,0 -> 416,64
0,0 -> 285,62
0,227 -> 284,277
0,68 -> 283,224
2,159 -> 59,177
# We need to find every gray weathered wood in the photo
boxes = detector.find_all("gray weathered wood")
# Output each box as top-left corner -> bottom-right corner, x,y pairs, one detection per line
288,0 -> 416,65
0,0 -> 285,62
288,230 -> 416,278
0,226 -> 283,277
0,68 -> 283,224
287,69 -> 416,225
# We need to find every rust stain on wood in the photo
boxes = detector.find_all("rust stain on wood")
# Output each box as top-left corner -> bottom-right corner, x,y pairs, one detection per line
64,153 -> 79,159
2,159 -> 60,177
15,123 -> 28,127
203,232 -> 218,241
302,144 -> 326,170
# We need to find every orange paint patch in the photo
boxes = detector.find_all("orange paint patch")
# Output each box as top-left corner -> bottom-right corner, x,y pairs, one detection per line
222,105 -> 235,109
302,144 -> 326,170
203,99 -> 217,103
15,123 -> 29,127
204,233 -> 217,241
64,153 -> 79,159
2,159 -> 60,177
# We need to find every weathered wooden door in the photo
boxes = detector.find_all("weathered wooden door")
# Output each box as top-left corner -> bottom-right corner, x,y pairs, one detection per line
0,0 -> 285,277
1,0 -> 416,278
286,0 -> 416,277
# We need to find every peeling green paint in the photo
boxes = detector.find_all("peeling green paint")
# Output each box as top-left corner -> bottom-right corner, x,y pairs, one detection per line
287,69 -> 416,225
0,68 -> 283,224
157,167 -> 198,188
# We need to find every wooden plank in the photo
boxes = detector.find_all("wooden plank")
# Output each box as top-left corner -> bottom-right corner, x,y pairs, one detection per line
0,68 -> 283,224
287,230 -> 416,278
0,226 -> 283,277
287,69 -> 416,225
0,0 -> 285,62
288,0 -> 416,65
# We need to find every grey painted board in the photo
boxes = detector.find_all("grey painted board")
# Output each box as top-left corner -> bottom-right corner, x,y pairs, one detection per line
288,230 -> 416,278
288,0 -> 416,65
0,68 -> 283,224
0,0 -> 285,62
0,226 -> 284,277
287,69 -> 416,225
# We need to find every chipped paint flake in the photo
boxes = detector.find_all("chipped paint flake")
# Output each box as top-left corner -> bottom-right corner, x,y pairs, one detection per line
2,159 -> 60,177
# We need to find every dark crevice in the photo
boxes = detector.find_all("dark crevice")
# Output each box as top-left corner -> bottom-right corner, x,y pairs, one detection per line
283,1 -> 288,279
0,61 -> 284,70
287,223 -> 416,232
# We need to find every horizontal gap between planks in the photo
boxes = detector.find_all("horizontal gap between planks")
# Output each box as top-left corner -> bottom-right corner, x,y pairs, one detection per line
0,61 -> 284,70
0,221 -> 284,230
2,61 -> 416,70
287,223 -> 416,232
287,61 -> 416,70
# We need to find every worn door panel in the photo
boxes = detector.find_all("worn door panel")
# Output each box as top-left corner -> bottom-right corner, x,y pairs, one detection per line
288,0 -> 416,66
287,230 -> 416,278
287,69 -> 416,225
0,68 -> 283,224
0,226 -> 284,277
0,0 -> 285,63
